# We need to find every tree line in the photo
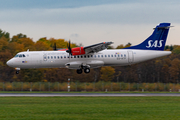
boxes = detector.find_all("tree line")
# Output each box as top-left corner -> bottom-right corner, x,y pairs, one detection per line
0,29 -> 179,83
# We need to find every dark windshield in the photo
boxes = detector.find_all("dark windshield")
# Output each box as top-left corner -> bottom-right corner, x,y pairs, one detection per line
14,54 -> 26,58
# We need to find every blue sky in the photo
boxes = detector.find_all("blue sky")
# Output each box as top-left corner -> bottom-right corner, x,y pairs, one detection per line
0,0 -> 180,47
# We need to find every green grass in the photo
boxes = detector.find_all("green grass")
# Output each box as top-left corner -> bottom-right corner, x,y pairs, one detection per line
0,97 -> 179,120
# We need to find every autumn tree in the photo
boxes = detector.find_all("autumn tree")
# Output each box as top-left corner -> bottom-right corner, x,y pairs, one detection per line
45,68 -> 71,82
100,66 -> 115,82
172,45 -> 180,54
169,58 -> 180,82
0,50 -> 14,81
34,41 -> 52,51
72,69 -> 97,82
18,69 -> 44,82
8,42 -> 25,56
0,36 -> 9,52
37,38 -> 77,51
11,33 -> 27,43
0,29 -> 10,39
49,38 -> 77,48
161,58 -> 171,83
124,42 -> 131,48
155,59 -> 162,82
107,46 -> 114,49
116,44 -> 124,49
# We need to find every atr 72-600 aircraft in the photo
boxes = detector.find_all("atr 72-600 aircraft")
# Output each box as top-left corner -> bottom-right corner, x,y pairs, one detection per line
7,23 -> 172,74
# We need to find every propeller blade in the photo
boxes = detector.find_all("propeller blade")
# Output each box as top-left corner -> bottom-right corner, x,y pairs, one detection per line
66,40 -> 72,58
53,43 -> 57,51
69,40 -> 72,54
66,43 -> 69,52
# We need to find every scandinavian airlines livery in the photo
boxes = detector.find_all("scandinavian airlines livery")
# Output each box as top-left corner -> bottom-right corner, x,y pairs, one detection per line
7,23 -> 172,74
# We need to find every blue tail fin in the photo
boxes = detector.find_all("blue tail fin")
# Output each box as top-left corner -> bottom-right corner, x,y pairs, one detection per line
124,23 -> 171,50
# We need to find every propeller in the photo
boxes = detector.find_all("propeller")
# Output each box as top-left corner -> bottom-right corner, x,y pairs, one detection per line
66,40 -> 72,58
53,43 -> 57,51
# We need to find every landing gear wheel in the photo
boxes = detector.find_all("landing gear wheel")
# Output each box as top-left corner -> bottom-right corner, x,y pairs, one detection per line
77,69 -> 82,74
84,68 -> 90,74
16,71 -> 19,74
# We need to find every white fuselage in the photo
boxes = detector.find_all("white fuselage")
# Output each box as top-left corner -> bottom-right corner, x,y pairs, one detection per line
7,49 -> 171,69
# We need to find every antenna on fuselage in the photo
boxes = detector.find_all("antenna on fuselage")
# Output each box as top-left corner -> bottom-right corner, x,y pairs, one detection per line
27,49 -> 29,52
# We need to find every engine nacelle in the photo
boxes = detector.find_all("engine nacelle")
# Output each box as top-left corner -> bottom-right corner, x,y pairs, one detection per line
71,47 -> 86,55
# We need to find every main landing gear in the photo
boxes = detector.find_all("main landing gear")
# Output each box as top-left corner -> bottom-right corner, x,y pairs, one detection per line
77,69 -> 82,74
84,68 -> 90,73
76,68 -> 90,74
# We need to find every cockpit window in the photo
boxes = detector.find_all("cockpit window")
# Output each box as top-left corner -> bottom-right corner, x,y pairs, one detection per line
14,54 -> 26,58
14,54 -> 19,57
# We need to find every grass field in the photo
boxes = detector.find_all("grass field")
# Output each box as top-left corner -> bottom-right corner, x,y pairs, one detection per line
0,97 -> 179,120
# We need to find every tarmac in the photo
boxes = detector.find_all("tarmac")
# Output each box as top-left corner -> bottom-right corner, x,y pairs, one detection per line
0,93 -> 180,97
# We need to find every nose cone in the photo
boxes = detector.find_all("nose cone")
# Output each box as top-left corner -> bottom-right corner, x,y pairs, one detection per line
6,59 -> 13,67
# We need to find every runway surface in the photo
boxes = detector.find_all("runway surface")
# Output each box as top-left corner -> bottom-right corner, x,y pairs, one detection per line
0,93 -> 180,97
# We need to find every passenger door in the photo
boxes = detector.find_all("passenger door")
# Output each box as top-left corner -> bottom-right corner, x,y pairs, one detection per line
128,51 -> 134,64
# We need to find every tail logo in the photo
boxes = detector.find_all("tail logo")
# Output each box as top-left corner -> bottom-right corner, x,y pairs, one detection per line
146,40 -> 163,48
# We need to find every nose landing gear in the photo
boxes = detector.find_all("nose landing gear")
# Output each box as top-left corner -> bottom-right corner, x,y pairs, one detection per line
16,71 -> 19,74
15,68 -> 20,74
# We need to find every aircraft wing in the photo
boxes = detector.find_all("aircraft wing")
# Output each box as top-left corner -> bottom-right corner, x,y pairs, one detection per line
83,42 -> 113,54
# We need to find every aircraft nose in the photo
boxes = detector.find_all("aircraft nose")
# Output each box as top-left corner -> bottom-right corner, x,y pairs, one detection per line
6,59 -> 13,67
